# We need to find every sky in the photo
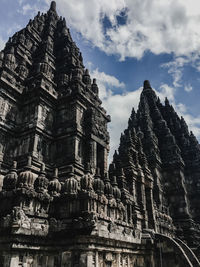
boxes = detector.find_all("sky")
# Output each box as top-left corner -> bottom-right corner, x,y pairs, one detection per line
1,0 -> 200,162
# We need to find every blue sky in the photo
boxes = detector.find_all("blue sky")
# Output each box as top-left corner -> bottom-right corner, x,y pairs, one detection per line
1,0 -> 200,161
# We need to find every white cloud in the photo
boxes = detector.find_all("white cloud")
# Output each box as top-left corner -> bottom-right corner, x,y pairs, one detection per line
157,83 -> 175,102
104,88 -> 142,162
184,84 -> 193,92
19,0 -> 25,5
161,54 -> 200,88
161,56 -> 190,87
19,4 -> 43,15
90,68 -> 125,99
91,69 -> 125,89
43,0 -> 200,61
7,23 -> 21,36
176,103 -> 187,113
154,83 -> 187,114
18,1 -> 48,16
21,4 -> 34,15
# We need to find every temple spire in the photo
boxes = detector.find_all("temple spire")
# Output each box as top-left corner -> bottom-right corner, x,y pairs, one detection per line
143,80 -> 152,90
141,80 -> 157,103
50,1 -> 56,11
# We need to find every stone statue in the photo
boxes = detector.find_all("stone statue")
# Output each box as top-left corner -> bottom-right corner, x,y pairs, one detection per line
4,47 -> 16,70
18,58 -> 28,79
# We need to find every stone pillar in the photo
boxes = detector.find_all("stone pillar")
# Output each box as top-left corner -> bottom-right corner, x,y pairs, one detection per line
137,169 -> 148,228
88,140 -> 97,171
61,252 -> 72,267
32,134 -> 39,157
47,255 -> 54,267
116,253 -> 120,267
0,174 -> 4,191
74,137 -> 82,163
32,255 -> 38,267
79,252 -> 87,267
87,251 -> 95,267
131,177 -> 136,203
93,141 -> 97,170
0,133 -> 5,156
10,255 -> 19,267
95,251 -> 99,267
24,137 -> 30,154
37,105 -> 42,123
145,184 -> 156,230
103,147 -> 108,174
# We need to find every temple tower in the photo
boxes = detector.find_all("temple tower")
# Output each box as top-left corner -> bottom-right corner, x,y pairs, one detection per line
0,2 -> 199,267
0,1 -> 110,186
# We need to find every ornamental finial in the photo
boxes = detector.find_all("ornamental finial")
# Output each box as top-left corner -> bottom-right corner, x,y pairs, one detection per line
50,1 -> 56,11
143,80 -> 151,90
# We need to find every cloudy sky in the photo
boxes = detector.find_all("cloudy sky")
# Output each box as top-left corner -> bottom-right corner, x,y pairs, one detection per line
1,0 -> 200,162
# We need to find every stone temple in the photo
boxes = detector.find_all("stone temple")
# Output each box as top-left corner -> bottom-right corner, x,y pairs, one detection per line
0,1 -> 200,266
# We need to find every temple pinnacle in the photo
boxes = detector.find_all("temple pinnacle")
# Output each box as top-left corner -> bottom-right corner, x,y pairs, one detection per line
143,80 -> 151,90
50,1 -> 56,11
0,2 -> 199,266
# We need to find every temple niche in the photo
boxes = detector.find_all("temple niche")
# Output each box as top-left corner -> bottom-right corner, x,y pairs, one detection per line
0,1 -> 199,267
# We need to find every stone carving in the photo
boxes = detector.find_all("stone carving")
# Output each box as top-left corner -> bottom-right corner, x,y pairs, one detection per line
59,73 -> 69,87
88,108 -> 109,142
18,58 -> 28,79
73,212 -> 97,230
0,98 -> 5,117
80,167 -> 94,192
12,207 -> 31,229
4,47 -> 16,70
37,54 -> 54,80
46,36 -> 54,53
108,221 -> 117,233
25,38 -> 33,50
39,105 -> 53,129
0,3 -> 199,267
19,31 -> 25,44
1,214 -> 11,228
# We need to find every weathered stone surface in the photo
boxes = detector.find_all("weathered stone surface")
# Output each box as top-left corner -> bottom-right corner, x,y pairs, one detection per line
0,2 -> 199,267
